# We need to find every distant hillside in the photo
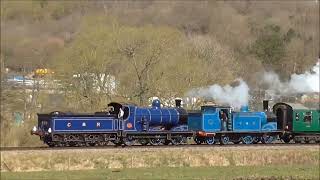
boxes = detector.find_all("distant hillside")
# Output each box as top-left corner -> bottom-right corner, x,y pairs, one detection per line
1,1 -> 318,77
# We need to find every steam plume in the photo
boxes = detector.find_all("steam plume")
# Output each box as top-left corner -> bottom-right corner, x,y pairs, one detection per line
186,79 -> 249,109
261,61 -> 320,95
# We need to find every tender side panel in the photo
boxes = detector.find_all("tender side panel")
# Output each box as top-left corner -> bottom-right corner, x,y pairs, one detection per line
53,117 -> 114,132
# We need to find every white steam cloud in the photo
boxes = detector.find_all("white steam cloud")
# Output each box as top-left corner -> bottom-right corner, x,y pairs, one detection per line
261,61 -> 320,95
186,61 -> 319,109
187,79 -> 249,109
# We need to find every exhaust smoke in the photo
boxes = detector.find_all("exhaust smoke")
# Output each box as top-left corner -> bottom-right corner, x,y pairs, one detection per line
186,79 -> 249,109
261,61 -> 320,95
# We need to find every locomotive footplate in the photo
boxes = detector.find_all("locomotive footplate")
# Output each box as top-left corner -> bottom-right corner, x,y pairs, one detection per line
121,131 -> 194,139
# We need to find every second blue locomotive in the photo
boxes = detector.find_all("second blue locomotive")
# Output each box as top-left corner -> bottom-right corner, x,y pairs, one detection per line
188,102 -> 278,145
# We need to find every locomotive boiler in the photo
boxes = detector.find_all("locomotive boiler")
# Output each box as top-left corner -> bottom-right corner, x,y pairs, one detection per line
134,99 -> 188,130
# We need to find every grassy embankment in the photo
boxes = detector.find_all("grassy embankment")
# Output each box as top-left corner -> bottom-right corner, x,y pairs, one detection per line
2,165 -> 319,180
1,146 -> 319,179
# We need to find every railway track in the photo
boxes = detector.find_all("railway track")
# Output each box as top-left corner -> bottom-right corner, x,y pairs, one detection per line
1,143 -> 319,151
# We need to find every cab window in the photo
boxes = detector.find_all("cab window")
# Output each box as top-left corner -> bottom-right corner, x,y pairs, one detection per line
123,106 -> 130,120
220,109 -> 230,118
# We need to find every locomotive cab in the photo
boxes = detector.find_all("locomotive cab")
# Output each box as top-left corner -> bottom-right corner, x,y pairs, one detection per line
188,105 -> 232,132
107,102 -> 130,120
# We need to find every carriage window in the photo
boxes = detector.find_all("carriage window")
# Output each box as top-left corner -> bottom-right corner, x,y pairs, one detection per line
303,112 -> 312,123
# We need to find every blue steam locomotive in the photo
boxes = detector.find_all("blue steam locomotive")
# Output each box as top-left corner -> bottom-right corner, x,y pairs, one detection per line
189,103 -> 278,145
31,99 -> 279,147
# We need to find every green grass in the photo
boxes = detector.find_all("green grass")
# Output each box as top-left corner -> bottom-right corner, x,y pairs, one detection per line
1,165 -> 319,180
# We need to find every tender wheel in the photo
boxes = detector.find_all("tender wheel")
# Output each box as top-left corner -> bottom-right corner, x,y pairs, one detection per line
220,136 -> 230,145
205,137 -> 215,145
242,136 -> 253,144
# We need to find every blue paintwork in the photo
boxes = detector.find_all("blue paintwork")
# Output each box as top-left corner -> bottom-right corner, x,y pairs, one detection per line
188,106 -> 222,132
114,119 -> 118,130
202,106 -> 221,131
47,101 -> 277,136
134,106 -> 179,128
190,105 -> 277,133
123,105 -> 135,131
187,113 -> 202,131
261,122 -> 277,131
113,101 -> 183,132
232,112 -> 264,132
240,105 -> 249,112
53,117 -> 114,132
203,113 -> 221,131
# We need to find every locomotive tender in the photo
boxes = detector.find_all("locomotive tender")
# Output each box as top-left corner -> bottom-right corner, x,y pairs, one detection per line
31,99 -> 318,147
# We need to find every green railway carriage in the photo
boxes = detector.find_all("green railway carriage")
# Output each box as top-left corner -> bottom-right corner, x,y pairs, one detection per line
293,109 -> 319,133
273,102 -> 320,143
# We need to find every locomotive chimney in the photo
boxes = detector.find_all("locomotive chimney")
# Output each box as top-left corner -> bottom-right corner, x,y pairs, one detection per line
263,100 -> 269,111
175,98 -> 182,108
240,105 -> 249,112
